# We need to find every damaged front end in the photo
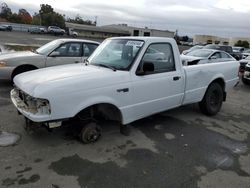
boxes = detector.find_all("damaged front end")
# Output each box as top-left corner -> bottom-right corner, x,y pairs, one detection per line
11,87 -> 51,115
10,87 -> 61,130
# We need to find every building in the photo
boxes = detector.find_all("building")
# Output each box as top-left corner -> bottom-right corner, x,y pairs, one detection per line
65,22 -> 130,39
193,34 -> 250,46
104,24 -> 175,38
193,35 -> 229,45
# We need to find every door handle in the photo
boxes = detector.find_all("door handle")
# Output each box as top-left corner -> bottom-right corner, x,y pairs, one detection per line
75,61 -> 80,63
173,76 -> 181,81
117,88 -> 129,93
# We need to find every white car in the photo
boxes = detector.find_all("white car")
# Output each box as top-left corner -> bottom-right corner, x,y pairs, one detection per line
181,49 -> 235,66
11,37 -> 239,143
48,26 -> 65,35
0,39 -> 99,80
181,45 -> 203,55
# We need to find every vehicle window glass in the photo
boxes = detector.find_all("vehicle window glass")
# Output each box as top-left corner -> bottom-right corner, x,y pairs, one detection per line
187,49 -> 212,57
36,40 -> 62,55
83,43 -> 98,57
89,39 -> 144,71
212,52 -> 221,59
221,52 -> 231,58
54,43 -> 81,57
138,43 -> 175,74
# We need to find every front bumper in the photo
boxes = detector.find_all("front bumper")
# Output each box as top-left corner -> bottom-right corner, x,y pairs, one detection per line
10,89 -> 51,122
0,67 -> 15,80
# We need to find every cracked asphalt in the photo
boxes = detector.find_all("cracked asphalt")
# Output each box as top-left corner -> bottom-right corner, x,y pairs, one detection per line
0,32 -> 250,188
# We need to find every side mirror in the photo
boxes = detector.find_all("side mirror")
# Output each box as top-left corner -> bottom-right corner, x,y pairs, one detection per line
210,56 -> 217,60
137,62 -> 154,75
49,51 -> 60,57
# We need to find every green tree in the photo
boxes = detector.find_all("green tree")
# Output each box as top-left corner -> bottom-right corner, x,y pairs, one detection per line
67,15 -> 96,26
235,40 -> 249,48
39,4 -> 65,28
0,2 -> 12,20
31,12 -> 41,25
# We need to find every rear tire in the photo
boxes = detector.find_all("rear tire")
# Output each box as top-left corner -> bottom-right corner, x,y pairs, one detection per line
80,122 -> 102,144
199,82 -> 223,116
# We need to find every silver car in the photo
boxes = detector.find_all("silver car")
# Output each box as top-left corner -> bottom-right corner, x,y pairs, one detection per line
181,49 -> 235,66
0,39 -> 99,80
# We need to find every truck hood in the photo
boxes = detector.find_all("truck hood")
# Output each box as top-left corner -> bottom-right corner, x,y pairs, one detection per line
14,64 -> 130,97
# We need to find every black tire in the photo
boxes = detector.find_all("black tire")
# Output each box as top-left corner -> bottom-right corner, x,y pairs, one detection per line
12,66 -> 36,81
199,82 -> 223,116
242,75 -> 250,85
80,122 -> 102,144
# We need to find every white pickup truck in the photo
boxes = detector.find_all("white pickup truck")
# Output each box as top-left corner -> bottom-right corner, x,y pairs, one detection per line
11,37 -> 239,143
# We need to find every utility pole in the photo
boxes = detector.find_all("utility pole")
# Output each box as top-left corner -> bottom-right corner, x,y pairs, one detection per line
94,16 -> 98,26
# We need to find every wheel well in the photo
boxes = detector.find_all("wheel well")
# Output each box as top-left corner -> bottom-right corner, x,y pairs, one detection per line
12,64 -> 38,79
209,78 -> 226,101
76,103 -> 123,123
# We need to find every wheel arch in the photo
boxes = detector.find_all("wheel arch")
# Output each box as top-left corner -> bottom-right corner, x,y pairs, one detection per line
205,77 -> 226,101
74,102 -> 124,124
11,64 -> 38,79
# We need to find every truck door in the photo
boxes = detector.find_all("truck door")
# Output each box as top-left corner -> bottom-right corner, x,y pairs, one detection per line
131,43 -> 185,119
46,42 -> 83,67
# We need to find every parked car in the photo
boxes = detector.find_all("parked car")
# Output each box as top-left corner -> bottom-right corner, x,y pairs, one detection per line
233,47 -> 244,53
203,44 -> 242,60
242,63 -> 250,85
242,49 -> 250,59
181,45 -> 203,55
239,55 -> 250,73
181,49 -> 235,65
11,37 -> 239,143
0,24 -> 12,31
0,39 -> 99,80
28,27 -> 47,34
67,28 -> 78,38
48,26 -> 65,35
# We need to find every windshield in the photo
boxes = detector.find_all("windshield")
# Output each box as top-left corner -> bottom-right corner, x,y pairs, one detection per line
186,50 -> 213,57
203,44 -> 219,50
88,39 -> 144,71
246,56 -> 250,60
190,45 -> 203,51
244,49 -> 250,53
36,40 -> 62,55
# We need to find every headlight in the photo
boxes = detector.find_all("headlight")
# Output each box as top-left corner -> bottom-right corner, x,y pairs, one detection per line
0,61 -> 6,67
36,99 -> 51,114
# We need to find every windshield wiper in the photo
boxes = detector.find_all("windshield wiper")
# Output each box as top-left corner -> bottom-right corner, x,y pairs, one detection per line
93,63 -> 116,71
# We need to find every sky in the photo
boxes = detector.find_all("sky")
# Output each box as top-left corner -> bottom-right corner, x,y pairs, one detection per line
2,0 -> 250,38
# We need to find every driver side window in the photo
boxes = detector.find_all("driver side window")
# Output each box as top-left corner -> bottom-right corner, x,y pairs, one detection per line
54,43 -> 81,57
137,43 -> 175,74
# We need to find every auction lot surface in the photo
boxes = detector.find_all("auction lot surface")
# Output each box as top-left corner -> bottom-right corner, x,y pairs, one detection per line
1,32 -> 250,188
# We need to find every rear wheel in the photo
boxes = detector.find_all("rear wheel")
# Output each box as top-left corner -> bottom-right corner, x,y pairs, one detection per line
80,122 -> 102,144
199,82 -> 223,116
